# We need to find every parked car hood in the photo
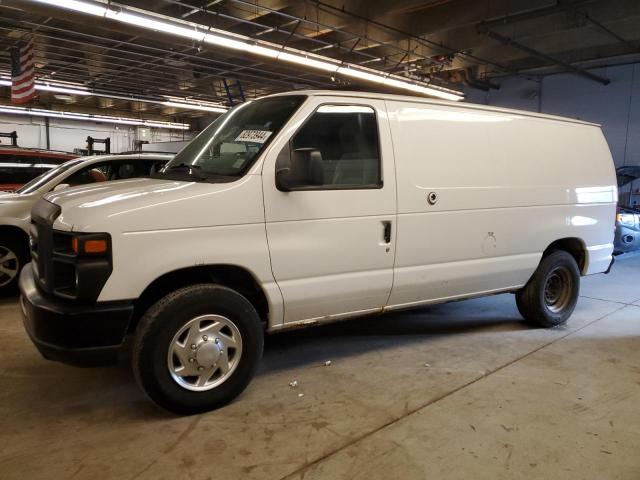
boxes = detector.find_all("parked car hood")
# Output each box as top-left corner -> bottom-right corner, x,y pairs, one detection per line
44,176 -> 264,233
0,192 -> 23,203
0,191 -> 38,205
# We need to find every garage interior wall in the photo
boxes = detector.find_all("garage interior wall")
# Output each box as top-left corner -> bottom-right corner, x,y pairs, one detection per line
464,62 -> 640,170
3,62 -> 638,164
0,115 -> 192,153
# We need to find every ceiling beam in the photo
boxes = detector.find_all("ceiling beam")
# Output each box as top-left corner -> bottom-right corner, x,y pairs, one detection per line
480,28 -> 610,85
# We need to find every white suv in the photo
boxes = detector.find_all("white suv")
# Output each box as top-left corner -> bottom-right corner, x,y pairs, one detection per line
0,153 -> 171,293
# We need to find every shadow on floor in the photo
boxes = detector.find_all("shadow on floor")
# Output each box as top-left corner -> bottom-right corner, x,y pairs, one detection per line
261,299 -> 527,373
4,293 -> 530,420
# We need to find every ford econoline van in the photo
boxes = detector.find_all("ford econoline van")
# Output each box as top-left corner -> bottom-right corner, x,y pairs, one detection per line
19,91 -> 617,414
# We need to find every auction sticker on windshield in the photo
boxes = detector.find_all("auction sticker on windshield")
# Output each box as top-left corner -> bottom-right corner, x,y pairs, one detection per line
235,130 -> 272,143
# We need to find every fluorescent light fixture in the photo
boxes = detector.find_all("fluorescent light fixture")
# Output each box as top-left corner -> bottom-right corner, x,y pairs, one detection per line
36,84 -> 91,95
337,66 -> 384,83
278,52 -> 339,72
162,101 -> 227,113
1,74 -> 228,113
30,0 -> 464,101
0,105 -> 190,130
34,0 -> 107,16
382,77 -> 463,102
105,10 -> 206,42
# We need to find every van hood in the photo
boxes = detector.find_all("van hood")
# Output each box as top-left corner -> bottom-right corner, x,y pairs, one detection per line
45,176 -> 264,233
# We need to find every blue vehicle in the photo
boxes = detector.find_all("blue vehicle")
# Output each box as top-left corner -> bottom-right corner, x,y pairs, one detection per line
614,166 -> 640,255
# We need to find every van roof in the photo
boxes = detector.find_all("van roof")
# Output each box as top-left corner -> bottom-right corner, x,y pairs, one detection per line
266,90 -> 600,127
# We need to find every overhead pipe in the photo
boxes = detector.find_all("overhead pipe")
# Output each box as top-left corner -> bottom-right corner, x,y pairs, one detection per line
480,0 -> 639,55
479,27 -> 610,85
459,68 -> 500,91
479,0 -> 597,29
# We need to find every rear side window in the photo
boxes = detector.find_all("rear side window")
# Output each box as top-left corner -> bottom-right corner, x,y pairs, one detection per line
0,154 -> 61,190
63,160 -> 158,187
291,105 -> 381,188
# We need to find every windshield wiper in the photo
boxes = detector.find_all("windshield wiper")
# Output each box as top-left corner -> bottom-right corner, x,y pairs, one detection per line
164,163 -> 204,179
167,162 -> 201,171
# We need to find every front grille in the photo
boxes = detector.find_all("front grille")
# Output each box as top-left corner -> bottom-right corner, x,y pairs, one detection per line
29,199 -> 112,303
30,199 -> 62,295
30,221 -> 80,298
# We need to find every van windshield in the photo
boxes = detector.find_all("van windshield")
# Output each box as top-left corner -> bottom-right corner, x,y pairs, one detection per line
155,95 -> 306,182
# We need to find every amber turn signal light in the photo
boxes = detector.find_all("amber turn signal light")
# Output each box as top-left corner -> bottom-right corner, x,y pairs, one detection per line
71,236 -> 108,255
84,239 -> 108,254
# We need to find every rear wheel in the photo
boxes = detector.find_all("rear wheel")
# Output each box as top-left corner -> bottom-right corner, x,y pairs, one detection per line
516,250 -> 580,327
132,284 -> 263,414
0,235 -> 28,295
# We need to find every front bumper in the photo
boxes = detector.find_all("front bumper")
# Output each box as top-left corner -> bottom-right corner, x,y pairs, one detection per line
614,224 -> 640,255
19,263 -> 134,366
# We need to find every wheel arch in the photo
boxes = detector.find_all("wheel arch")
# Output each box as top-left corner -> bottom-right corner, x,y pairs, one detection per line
0,224 -> 29,245
543,237 -> 588,274
131,264 -> 270,333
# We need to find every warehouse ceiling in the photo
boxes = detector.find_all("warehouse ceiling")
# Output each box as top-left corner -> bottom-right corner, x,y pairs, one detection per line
1,0 -> 640,125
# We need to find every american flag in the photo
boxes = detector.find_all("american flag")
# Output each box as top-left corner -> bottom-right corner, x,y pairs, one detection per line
10,37 -> 37,104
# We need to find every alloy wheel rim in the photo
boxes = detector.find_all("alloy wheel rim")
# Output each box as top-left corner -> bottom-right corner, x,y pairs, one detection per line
543,266 -> 573,313
167,314 -> 243,391
0,246 -> 19,288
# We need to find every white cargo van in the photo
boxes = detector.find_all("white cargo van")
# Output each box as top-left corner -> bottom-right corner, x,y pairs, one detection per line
20,91 -> 617,414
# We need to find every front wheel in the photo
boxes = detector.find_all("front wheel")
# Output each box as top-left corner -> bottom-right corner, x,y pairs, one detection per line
516,250 -> 580,328
132,284 -> 264,414
0,235 -> 29,295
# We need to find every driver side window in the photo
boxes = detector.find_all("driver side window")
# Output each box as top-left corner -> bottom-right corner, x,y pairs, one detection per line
64,164 -> 109,186
290,105 -> 381,189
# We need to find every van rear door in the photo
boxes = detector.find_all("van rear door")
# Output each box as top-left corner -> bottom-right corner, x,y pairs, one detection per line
262,97 -> 397,324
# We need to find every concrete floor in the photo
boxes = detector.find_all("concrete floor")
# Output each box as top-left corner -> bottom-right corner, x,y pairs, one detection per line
1,255 -> 639,480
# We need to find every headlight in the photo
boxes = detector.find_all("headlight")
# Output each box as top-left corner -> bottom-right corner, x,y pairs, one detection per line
617,213 -> 635,226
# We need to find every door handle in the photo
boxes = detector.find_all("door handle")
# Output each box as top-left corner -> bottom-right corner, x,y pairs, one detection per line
382,221 -> 392,244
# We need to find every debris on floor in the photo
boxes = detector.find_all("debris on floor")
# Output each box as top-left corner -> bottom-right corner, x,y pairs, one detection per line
298,393 -> 305,398
424,363 -> 431,367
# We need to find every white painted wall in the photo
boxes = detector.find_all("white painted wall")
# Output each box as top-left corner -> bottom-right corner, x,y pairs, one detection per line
463,62 -> 640,169
0,114 -> 192,153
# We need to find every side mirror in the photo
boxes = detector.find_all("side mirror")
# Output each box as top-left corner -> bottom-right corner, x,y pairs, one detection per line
275,146 -> 324,191
53,183 -> 70,192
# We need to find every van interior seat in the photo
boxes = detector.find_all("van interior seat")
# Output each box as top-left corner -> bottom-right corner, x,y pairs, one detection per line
149,162 -> 161,175
89,169 -> 108,182
332,155 -> 379,186
332,123 -> 378,186
115,163 -> 139,180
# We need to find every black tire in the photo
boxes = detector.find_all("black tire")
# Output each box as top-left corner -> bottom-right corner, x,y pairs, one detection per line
0,234 -> 29,296
132,284 -> 264,415
516,250 -> 580,328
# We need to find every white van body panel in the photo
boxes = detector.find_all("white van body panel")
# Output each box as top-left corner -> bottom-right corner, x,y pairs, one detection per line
48,175 -> 285,323
42,91 -> 617,332
261,97 -> 397,324
387,101 -> 617,306
385,100 -> 616,307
